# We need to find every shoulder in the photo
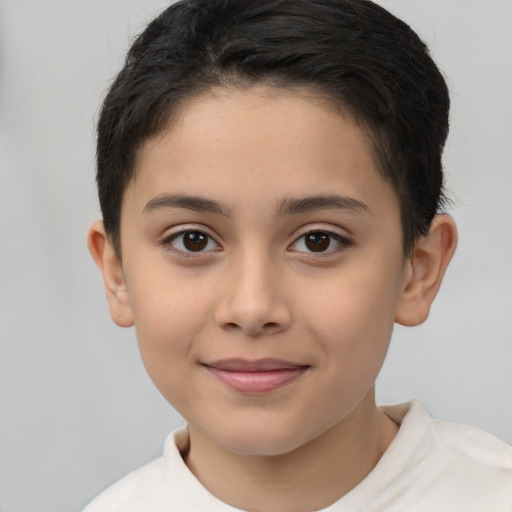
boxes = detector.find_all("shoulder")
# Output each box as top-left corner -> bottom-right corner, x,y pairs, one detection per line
427,412 -> 512,495
383,400 -> 512,464
81,427 -> 239,512
81,456 -> 166,512
377,401 -> 512,510
430,413 -> 512,468
81,428 -> 186,512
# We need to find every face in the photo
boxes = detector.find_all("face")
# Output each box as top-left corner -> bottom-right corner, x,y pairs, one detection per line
117,87 -> 410,456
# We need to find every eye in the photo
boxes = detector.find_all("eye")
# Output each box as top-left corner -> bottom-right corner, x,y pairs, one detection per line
290,230 -> 350,254
163,229 -> 220,254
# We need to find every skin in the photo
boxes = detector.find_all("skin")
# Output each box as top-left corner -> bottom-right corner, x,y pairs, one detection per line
89,86 -> 457,511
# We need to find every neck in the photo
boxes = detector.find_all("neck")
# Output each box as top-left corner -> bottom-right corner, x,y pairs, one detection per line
184,390 -> 399,511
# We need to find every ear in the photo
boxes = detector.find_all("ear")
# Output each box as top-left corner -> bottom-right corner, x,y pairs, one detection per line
87,220 -> 134,327
395,214 -> 457,326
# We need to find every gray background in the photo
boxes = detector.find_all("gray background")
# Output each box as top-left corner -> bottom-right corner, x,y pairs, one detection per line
0,1 -> 510,511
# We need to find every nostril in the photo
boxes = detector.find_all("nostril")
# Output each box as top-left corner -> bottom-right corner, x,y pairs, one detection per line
221,321 -> 282,335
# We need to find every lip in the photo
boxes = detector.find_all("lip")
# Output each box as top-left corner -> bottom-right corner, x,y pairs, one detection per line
203,358 -> 310,393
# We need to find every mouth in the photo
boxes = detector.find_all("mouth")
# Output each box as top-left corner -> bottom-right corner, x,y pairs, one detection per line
202,358 -> 310,394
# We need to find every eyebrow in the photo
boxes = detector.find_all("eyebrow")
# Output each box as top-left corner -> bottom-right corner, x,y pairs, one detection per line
143,194 -> 232,217
143,193 -> 370,217
277,194 -> 370,216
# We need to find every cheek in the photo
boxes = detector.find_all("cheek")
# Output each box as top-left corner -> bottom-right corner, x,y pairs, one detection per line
298,265 -> 401,378
127,269 -> 215,381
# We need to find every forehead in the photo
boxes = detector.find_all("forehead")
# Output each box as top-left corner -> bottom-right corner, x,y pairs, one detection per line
124,86 -> 398,219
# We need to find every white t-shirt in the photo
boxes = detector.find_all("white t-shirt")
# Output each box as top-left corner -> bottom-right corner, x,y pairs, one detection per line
82,401 -> 512,511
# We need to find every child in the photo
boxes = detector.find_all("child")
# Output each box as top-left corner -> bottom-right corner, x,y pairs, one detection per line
85,0 -> 512,510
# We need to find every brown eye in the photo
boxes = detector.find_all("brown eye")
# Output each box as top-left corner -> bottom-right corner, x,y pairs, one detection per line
304,232 -> 331,252
165,230 -> 220,254
183,231 -> 208,251
290,230 -> 350,255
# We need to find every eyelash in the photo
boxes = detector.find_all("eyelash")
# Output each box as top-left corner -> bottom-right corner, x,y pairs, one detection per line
160,227 -> 352,258
160,228 -> 221,258
289,229 -> 352,256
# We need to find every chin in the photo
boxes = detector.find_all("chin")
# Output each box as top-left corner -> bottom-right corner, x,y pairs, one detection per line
209,419 -> 318,457
221,437 -> 302,457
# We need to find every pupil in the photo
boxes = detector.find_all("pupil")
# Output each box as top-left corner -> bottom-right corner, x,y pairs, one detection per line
305,233 -> 330,252
183,231 -> 208,251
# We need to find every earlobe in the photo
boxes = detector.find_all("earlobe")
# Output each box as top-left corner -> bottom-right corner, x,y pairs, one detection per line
87,220 -> 134,328
395,214 -> 458,326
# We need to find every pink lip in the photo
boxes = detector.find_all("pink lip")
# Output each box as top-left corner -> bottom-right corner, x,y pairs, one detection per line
204,358 -> 310,393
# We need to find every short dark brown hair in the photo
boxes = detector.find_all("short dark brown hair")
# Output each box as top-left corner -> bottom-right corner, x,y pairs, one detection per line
96,0 -> 450,255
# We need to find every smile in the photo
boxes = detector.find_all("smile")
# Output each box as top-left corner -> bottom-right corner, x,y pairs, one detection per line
203,358 -> 310,393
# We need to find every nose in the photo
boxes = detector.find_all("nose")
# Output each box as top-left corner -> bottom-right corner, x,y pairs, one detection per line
214,249 -> 292,337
